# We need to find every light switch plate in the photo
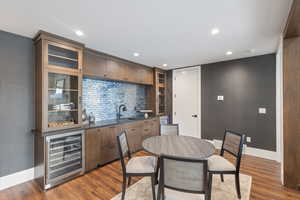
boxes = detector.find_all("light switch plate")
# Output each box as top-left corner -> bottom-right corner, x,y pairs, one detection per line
246,137 -> 251,143
259,108 -> 267,114
217,95 -> 224,101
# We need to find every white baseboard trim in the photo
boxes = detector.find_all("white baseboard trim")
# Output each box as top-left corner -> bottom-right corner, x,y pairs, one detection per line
0,168 -> 34,191
211,139 -> 280,162
244,146 -> 280,162
0,140 -> 280,190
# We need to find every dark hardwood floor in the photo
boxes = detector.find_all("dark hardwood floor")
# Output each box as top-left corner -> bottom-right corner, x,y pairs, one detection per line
1,151 -> 300,200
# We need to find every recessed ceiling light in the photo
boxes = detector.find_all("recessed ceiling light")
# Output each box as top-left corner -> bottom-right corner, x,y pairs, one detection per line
211,28 -> 220,35
75,30 -> 84,36
163,64 -> 168,67
226,51 -> 233,55
133,52 -> 140,57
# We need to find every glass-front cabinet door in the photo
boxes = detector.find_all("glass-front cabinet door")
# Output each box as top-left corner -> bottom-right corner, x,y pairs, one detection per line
42,40 -> 83,132
46,72 -> 82,130
34,32 -> 84,133
46,41 -> 82,72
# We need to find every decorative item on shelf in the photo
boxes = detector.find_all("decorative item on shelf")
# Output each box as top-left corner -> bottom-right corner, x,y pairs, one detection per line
61,102 -> 75,110
54,79 -> 65,94
82,109 -> 89,125
56,79 -> 65,89
138,110 -> 153,119
89,112 -> 96,124
48,103 -> 75,111
48,121 -> 75,128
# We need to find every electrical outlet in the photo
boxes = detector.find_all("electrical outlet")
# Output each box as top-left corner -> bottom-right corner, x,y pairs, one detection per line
246,137 -> 251,143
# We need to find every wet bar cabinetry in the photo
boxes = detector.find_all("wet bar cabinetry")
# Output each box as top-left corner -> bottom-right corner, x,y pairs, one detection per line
33,31 -> 166,189
146,68 -> 167,116
34,31 -> 84,132
34,31 -> 85,190
85,117 -> 160,172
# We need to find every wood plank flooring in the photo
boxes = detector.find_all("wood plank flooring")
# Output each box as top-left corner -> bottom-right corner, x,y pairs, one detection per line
1,151 -> 300,200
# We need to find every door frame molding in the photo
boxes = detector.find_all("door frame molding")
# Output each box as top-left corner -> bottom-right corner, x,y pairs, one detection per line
172,66 -> 201,138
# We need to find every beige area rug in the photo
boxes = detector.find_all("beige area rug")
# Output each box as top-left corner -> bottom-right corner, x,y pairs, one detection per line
111,174 -> 252,200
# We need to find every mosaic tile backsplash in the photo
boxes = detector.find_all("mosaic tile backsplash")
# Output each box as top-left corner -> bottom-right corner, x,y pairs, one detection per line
82,78 -> 146,121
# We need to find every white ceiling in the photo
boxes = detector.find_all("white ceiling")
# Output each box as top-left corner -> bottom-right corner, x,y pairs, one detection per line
0,0 -> 292,69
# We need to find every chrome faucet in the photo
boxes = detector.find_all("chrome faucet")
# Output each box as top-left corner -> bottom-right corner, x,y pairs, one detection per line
117,104 -> 127,120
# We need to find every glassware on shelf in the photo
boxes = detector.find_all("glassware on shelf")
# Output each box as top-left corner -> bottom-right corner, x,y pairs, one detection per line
47,72 -> 80,129
48,44 -> 79,70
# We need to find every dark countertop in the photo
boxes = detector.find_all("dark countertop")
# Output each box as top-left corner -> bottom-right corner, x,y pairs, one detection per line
38,117 -> 157,136
83,117 -> 154,129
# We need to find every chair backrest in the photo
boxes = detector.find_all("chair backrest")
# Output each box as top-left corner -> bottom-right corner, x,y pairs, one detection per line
160,124 -> 179,136
116,131 -> 131,173
159,155 -> 209,194
221,130 -> 245,170
160,115 -> 169,125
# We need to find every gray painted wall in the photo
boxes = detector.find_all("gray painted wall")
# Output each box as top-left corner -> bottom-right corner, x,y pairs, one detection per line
201,54 -> 276,151
0,30 -> 34,176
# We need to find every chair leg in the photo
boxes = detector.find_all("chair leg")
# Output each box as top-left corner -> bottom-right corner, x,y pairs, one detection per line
235,173 -> 241,199
151,176 -> 156,200
220,174 -> 224,182
205,193 -> 210,200
155,157 -> 160,185
157,180 -> 162,200
208,173 -> 213,200
127,177 -> 131,187
121,176 -> 127,200
162,186 -> 165,200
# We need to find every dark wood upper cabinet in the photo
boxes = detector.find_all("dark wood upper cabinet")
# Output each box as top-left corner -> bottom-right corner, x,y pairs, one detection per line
83,49 -> 108,78
126,63 -> 140,83
83,49 -> 154,85
137,65 -> 154,85
106,59 -> 127,81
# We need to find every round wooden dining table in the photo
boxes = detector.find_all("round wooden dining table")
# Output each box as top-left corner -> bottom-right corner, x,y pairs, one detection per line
142,135 -> 215,159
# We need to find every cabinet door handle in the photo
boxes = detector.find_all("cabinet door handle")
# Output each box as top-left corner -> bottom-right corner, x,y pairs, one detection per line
192,115 -> 198,118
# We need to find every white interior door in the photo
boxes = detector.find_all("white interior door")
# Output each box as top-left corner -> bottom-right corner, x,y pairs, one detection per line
173,66 -> 201,138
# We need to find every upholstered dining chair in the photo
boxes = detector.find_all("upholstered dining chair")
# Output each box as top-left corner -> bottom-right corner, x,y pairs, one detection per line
117,131 -> 157,200
208,130 -> 245,199
160,124 -> 179,136
157,154 -> 211,200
